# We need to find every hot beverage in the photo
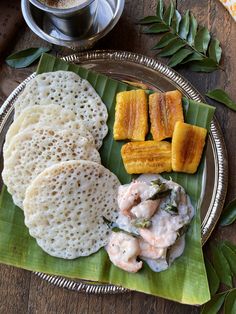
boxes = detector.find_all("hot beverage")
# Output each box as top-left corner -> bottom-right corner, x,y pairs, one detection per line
39,0 -> 87,9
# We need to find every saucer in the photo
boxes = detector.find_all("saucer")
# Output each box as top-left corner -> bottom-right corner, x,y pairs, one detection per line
21,0 -> 125,50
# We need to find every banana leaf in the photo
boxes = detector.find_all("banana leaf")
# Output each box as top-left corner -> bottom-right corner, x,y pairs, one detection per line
0,53 -> 214,305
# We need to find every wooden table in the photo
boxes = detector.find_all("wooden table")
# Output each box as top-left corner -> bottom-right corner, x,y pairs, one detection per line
0,0 -> 235,313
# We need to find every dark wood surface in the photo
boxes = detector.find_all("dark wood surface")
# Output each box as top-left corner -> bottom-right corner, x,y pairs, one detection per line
0,0 -> 236,313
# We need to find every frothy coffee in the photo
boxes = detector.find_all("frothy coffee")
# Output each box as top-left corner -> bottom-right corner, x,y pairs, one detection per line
39,0 -> 87,9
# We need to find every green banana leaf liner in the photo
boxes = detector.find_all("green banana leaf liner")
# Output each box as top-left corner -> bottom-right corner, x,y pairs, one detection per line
0,53 -> 215,305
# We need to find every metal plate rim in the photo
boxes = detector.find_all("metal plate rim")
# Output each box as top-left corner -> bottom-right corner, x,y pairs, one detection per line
0,50 -> 228,295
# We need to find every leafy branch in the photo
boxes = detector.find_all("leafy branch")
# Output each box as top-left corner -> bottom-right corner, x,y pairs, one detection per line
202,241 -> 236,313
139,0 -> 222,72
201,198 -> 236,313
201,199 -> 236,312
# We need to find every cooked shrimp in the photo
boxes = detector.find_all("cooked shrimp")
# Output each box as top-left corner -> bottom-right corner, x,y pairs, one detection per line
179,191 -> 187,206
139,238 -> 166,259
139,227 -> 178,249
139,211 -> 186,248
117,181 -> 158,217
131,199 -> 160,219
178,190 -> 195,219
106,231 -> 143,273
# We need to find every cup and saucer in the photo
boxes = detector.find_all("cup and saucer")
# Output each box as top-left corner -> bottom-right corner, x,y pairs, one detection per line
21,0 -> 125,50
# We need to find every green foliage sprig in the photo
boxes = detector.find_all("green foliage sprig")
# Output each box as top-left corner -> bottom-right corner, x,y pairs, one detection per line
219,199 -> 236,226
201,192 -> 236,313
139,0 -> 222,72
206,89 -> 236,112
5,47 -> 51,69
202,241 -> 236,313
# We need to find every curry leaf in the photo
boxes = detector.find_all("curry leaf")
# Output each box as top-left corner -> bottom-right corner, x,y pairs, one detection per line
158,39 -> 186,57
139,1 -> 222,72
224,289 -> 236,314
5,47 -> 51,69
178,10 -> 190,40
220,243 -> 236,275
156,0 -> 164,20
187,13 -> 198,45
143,24 -> 169,34
206,89 -> 236,111
205,258 -> 220,296
211,243 -> 232,288
208,39 -> 222,63
152,33 -> 177,49
223,241 -> 236,254
180,52 -> 204,64
219,199 -> 236,226
194,27 -> 211,54
163,1 -> 175,26
131,218 -> 152,228
171,9 -> 181,32
189,58 -> 218,72
168,48 -> 192,67
201,292 -> 228,314
138,16 -> 161,24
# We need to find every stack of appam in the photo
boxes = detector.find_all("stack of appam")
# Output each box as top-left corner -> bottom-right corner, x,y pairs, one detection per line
2,71 -> 120,259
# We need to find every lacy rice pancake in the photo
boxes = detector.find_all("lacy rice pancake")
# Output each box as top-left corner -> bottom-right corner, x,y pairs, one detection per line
13,71 -> 108,149
23,160 -> 120,259
2,125 -> 100,208
5,104 -> 95,150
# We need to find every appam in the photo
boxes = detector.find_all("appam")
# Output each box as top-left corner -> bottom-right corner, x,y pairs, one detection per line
5,104 -> 95,150
23,160 -> 120,259
14,71 -> 108,149
2,125 -> 101,208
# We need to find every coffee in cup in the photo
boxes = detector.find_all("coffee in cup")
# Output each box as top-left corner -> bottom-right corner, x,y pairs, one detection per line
39,0 -> 87,9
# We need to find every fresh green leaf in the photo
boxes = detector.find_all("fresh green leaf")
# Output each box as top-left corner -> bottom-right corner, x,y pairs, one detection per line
201,292 -> 228,314
111,227 -> 138,237
152,33 -> 177,49
224,289 -> 236,314
189,58 -> 218,72
194,27 -> 211,54
5,47 -> 50,69
140,4 -> 222,72
131,218 -> 152,228
178,10 -> 190,40
164,205 -> 178,215
223,241 -> 236,254
147,189 -> 171,200
143,24 -> 169,34
211,243 -> 233,288
138,16 -> 162,24
219,199 -> 236,226
205,258 -> 220,296
180,52 -> 204,64
220,243 -> 236,275
171,9 -> 181,32
156,0 -> 164,20
208,39 -> 222,63
206,89 -> 236,111
187,13 -> 198,45
178,224 -> 189,237
163,2 -> 175,26
168,48 -> 192,67
150,179 -> 162,186
158,39 -> 186,57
